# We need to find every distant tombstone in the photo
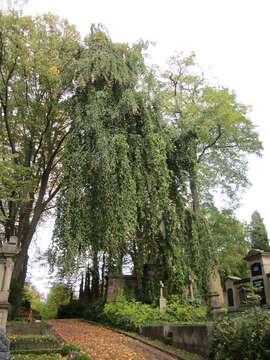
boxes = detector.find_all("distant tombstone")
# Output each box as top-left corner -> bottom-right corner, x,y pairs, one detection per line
159,281 -> 167,315
188,275 -> 195,302
208,266 -> 226,320
106,274 -> 137,302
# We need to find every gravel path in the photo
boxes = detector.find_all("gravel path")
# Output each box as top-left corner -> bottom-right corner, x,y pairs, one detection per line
49,319 -> 178,360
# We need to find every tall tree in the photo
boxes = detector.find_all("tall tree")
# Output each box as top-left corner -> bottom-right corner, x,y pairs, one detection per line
162,53 -> 262,211
51,28 -> 203,302
206,205 -> 249,283
250,210 -> 269,251
0,10 -> 80,315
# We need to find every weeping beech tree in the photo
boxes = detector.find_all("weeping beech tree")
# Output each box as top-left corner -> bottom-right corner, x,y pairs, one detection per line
50,28 -> 213,303
51,33 -> 262,304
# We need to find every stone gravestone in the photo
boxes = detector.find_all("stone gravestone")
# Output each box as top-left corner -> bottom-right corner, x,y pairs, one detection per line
188,275 -> 195,302
159,281 -> 167,315
208,266 -> 226,320
0,236 -> 19,359
106,274 -> 137,302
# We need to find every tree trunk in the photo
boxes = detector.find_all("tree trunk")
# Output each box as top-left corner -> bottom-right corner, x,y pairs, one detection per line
8,198 -> 43,317
100,252 -> 106,298
189,167 -> 200,213
91,251 -> 99,299
9,240 -> 30,318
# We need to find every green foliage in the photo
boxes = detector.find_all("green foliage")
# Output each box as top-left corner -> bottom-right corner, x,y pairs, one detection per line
10,335 -> 60,350
103,296 -> 207,331
83,300 -> 105,322
211,308 -> 270,360
166,295 -> 207,322
57,301 -> 88,319
103,296 -> 161,331
206,206 -> 250,282
0,8 -> 81,315
21,282 -> 43,314
13,355 -> 64,360
11,349 -> 62,355
71,354 -> 91,360
61,343 -> 80,356
9,335 -> 58,343
250,211 -> 270,251
162,53 -> 262,206
41,283 -> 72,319
50,30 -> 216,302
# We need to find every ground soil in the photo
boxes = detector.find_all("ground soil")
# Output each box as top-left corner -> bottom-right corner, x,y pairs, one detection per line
49,319 -> 178,360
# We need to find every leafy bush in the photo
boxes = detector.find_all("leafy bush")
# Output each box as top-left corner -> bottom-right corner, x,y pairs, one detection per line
11,349 -> 62,355
103,296 -> 161,331
211,308 -> 270,360
9,334 -> 60,350
103,295 -> 208,331
61,343 -> 80,356
84,300 -> 105,322
71,354 -> 91,360
13,355 -> 64,360
166,295 -> 208,322
57,301 -> 87,319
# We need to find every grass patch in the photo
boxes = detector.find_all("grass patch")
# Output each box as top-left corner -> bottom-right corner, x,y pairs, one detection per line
11,348 -> 62,355
13,355 -> 64,360
10,334 -> 60,350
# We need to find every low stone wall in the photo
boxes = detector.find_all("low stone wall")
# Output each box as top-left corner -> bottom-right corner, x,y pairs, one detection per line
7,321 -> 52,336
139,323 -> 214,357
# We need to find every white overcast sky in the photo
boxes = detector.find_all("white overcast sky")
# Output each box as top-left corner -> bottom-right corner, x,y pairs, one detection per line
9,0 -> 270,293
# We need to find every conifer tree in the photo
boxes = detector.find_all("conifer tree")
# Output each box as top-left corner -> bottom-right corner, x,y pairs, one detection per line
250,210 -> 269,251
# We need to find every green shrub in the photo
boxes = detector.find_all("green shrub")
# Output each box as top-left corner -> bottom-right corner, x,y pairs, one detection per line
13,355 -> 63,359
211,308 -> 270,360
9,334 -> 59,350
84,300 -> 105,322
72,354 -> 91,360
166,295 -> 208,322
102,295 -> 208,331
103,296 -> 160,331
61,343 -> 80,356
57,301 -> 87,319
11,348 -> 62,355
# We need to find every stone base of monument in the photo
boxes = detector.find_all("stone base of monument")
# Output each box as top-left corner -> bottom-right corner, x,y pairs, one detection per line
209,291 -> 226,320
159,297 -> 167,315
0,330 -> 10,360
211,307 -> 226,320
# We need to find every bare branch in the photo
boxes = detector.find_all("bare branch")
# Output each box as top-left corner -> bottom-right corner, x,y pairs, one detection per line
198,124 -> 222,162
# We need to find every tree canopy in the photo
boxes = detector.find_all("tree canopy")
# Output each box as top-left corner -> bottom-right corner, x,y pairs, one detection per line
50,32 -> 261,303
0,9 -> 80,315
0,9 -> 263,308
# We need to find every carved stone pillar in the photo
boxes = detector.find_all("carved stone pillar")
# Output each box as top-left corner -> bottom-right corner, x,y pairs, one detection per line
159,281 -> 167,315
0,236 -> 19,360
